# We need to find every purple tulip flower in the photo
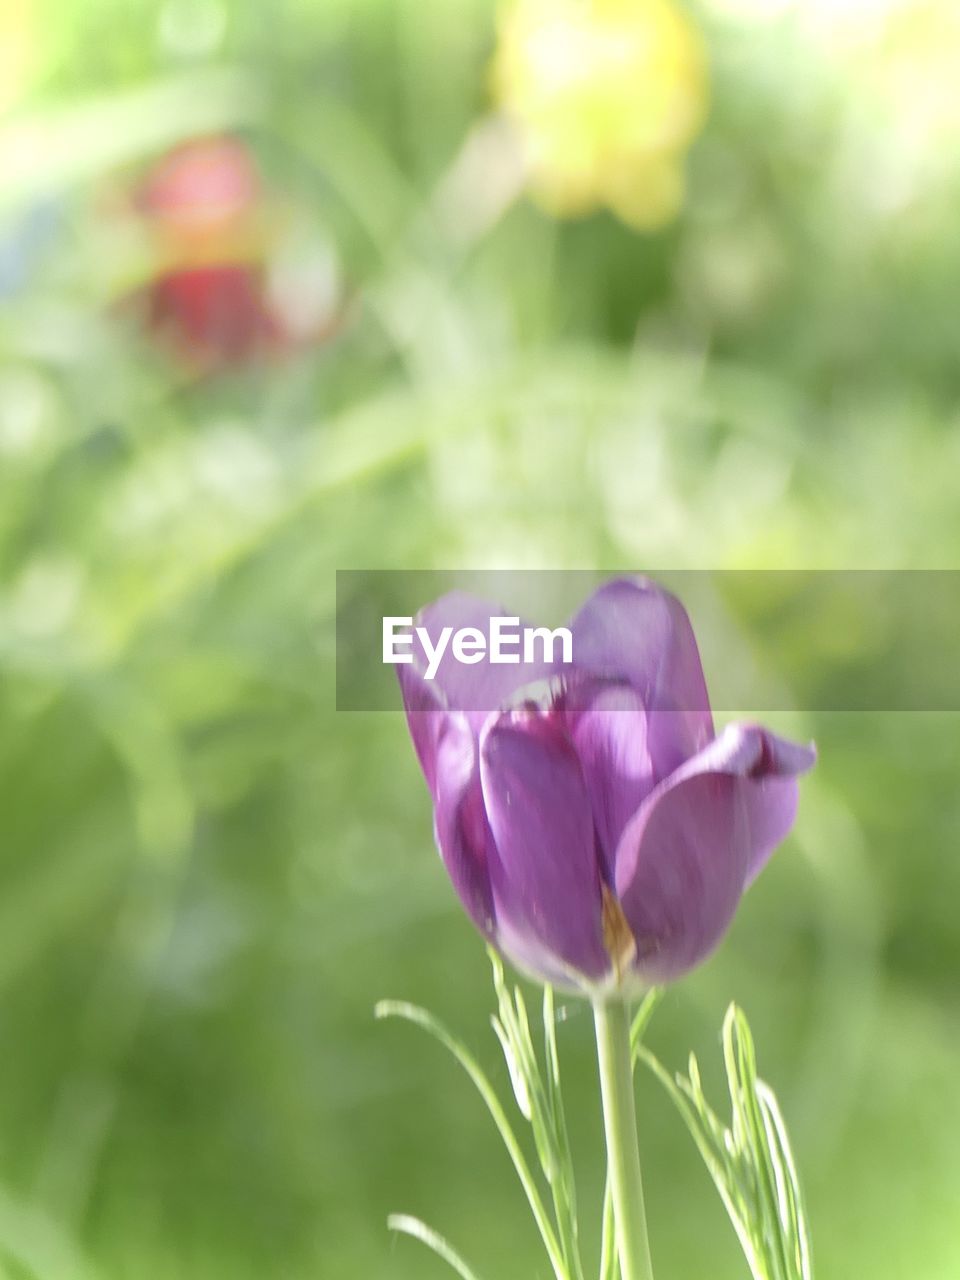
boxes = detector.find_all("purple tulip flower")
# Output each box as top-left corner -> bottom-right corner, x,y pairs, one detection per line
398,578 -> 815,995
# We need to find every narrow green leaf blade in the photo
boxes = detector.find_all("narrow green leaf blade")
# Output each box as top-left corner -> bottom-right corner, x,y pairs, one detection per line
388,1214 -> 487,1280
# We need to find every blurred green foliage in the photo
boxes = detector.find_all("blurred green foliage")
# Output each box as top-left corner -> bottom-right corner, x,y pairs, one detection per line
2,1 -> 960,1278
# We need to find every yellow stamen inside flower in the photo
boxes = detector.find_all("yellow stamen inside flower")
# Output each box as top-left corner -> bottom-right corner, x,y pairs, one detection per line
601,882 -> 638,980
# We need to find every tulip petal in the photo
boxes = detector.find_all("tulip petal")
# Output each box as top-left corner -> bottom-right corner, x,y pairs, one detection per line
561,678 -> 656,875
398,591 -> 559,793
397,662 -> 448,796
412,591 -> 558,715
431,714 -> 497,936
684,724 -> 816,884
399,593 -> 563,793
480,702 -> 610,982
614,723 -> 816,982
739,729 -> 817,885
569,577 -> 714,774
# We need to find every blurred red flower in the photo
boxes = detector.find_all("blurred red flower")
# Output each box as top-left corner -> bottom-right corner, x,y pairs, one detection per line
132,136 -> 340,373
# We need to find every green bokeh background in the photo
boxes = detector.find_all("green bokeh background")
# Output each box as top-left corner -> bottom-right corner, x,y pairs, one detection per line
2,2 -> 959,1277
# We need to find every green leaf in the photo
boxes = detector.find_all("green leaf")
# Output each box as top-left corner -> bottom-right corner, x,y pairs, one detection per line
636,1003 -> 814,1280
388,1214 -> 487,1280
487,952 -> 584,1280
375,999 -> 568,1280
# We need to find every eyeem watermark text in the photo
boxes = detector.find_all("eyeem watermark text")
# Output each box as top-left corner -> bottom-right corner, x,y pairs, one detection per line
383,616 -> 573,680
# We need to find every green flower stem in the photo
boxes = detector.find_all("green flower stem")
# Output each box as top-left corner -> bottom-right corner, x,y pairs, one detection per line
593,998 -> 655,1280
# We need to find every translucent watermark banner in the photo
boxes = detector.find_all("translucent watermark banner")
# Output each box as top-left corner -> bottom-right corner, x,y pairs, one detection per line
335,570 -> 960,712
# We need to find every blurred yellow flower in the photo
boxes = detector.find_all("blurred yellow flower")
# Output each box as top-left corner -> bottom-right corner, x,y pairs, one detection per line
491,0 -> 708,230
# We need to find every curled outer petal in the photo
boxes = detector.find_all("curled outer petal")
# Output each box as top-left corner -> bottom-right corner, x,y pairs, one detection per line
614,724 -> 816,985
